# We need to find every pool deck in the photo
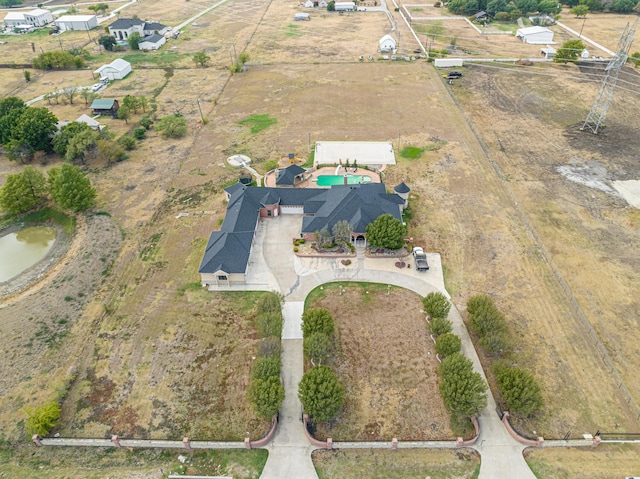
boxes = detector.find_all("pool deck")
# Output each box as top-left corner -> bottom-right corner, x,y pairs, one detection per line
264,166 -> 380,188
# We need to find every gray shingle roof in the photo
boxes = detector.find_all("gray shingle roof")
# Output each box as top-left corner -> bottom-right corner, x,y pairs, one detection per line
109,18 -> 144,29
141,33 -> 165,44
199,183 -> 405,275
394,182 -> 410,194
275,164 -> 306,185
144,21 -> 166,31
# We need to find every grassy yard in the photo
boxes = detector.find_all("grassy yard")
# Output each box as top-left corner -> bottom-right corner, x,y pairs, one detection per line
525,444 -> 640,479
313,449 -> 480,479
0,445 -> 268,479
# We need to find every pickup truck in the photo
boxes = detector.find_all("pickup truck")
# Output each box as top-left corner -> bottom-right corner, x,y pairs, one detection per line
413,247 -> 429,271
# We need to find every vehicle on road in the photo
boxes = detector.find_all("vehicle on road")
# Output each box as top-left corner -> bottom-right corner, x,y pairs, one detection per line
413,247 -> 429,271
91,83 -> 102,92
447,71 -> 463,79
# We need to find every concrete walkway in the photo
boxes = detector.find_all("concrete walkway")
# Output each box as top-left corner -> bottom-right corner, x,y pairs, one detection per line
248,215 -> 539,479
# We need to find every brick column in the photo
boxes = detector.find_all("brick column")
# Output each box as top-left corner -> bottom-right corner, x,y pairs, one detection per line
593,436 -> 602,447
391,438 -> 398,449
111,435 -> 121,447
244,437 -> 252,449
327,438 -> 333,449
456,437 -> 464,447
536,437 -> 545,447
182,437 -> 191,449
32,434 -> 43,447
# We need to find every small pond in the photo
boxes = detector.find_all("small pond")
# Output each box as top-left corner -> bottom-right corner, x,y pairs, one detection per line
0,226 -> 57,282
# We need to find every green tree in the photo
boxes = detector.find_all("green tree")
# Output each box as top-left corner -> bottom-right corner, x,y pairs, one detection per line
570,4 -> 589,15
514,0 -> 539,13
251,356 -> 281,381
496,366 -> 543,417
138,96 -> 149,113
327,0 -> 336,10
117,106 -> 131,124
23,70 -> 31,82
0,106 -> 25,145
422,291 -> 451,320
256,292 -> 284,314
332,219 -> 352,249
155,114 -> 188,139
193,50 -> 211,67
298,366 -> 344,422
98,35 -> 116,51
256,312 -> 283,338
0,166 -> 47,214
96,139 -> 126,165
64,128 -> 99,164
128,32 -> 141,50
538,0 -> 561,12
88,3 -> 109,14
0,0 -> 22,6
4,139 -> 34,163
248,376 -> 285,419
53,122 -> 93,157
303,332 -> 333,365
80,89 -> 98,105
48,163 -> 96,212
486,0 -> 508,14
118,135 -> 136,151
435,333 -> 462,357
133,127 -> 146,140
0,96 -> 25,119
365,214 -> 406,250
24,400 -> 61,436
612,0 -> 636,11
13,107 -> 58,152
439,353 -> 487,419
429,316 -> 453,336
630,52 -> 640,67
301,308 -> 335,337
469,303 -> 506,337
32,51 -> 85,69
122,95 -> 141,113
554,39 -> 585,64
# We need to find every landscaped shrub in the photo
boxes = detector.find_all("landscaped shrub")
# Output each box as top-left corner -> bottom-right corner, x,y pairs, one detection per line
495,366 -> 543,417
303,332 -> 333,365
251,356 -> 281,381
302,308 -> 335,337
24,400 -> 61,436
423,291 -> 451,320
248,376 -> 285,419
435,333 -> 462,357
258,337 -> 282,357
438,353 -> 487,421
469,303 -> 505,338
256,312 -> 283,339
133,127 -> 146,140
479,331 -> 510,356
256,293 -> 282,315
298,365 -> 344,422
467,294 -> 494,315
429,317 -> 452,336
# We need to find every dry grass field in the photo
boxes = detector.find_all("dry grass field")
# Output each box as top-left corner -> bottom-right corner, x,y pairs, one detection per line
313,448 -> 480,479
306,283 -> 453,441
0,0 -> 639,468
525,444 -> 640,479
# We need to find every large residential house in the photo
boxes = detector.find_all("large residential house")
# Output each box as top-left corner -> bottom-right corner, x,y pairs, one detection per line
108,18 -> 169,40
198,181 -> 406,287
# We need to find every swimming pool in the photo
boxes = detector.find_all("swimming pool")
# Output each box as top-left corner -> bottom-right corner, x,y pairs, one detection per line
316,175 -> 371,186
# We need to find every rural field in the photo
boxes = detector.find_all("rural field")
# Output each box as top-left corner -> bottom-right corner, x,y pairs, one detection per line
0,0 -> 639,474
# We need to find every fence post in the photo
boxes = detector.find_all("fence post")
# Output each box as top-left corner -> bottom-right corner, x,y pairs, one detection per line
391,438 -> 398,449
182,437 -> 191,449
111,435 -> 121,448
592,436 -> 602,447
327,438 -> 333,449
32,434 -> 43,447
244,437 -> 252,449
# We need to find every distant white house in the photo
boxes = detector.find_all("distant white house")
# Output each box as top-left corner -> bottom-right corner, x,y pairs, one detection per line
379,34 -> 396,52
304,0 -> 314,7
295,12 -> 311,20
335,1 -> 356,11
516,26 -> 554,44
3,8 -> 53,28
319,0 -> 328,6
108,18 -> 169,40
541,46 -> 556,59
139,33 -> 167,50
54,15 -> 98,31
94,58 -> 132,81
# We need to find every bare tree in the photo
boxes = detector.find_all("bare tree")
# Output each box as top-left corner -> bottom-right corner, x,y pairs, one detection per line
62,86 -> 77,105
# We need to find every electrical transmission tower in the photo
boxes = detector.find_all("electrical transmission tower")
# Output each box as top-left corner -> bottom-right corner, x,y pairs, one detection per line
581,17 -> 638,134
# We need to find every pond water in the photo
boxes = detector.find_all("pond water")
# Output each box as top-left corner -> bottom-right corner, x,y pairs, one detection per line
0,226 -> 57,282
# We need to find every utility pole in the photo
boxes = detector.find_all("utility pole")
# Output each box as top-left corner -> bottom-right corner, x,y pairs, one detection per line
196,98 -> 204,123
579,15 -> 587,38
308,132 -> 311,153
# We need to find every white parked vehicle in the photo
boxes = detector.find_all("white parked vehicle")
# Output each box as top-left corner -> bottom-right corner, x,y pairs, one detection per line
91,83 -> 102,92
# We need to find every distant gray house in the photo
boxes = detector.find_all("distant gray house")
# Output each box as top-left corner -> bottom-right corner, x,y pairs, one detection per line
108,18 -> 169,40
139,33 -> 167,50
199,182 -> 406,287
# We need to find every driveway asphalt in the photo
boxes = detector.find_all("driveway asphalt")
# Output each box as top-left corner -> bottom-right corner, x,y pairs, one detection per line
236,215 -> 538,479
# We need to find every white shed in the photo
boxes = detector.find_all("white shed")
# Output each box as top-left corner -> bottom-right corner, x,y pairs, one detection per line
3,12 -> 26,27
379,34 -> 396,53
54,14 -> 98,31
24,9 -> 53,27
139,34 -> 167,50
516,26 -> 554,44
541,46 -> 556,59
295,12 -> 310,20
335,1 -> 356,11
94,58 -> 132,81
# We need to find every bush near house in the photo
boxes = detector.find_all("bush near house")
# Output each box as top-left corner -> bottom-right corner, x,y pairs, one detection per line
423,292 -> 451,320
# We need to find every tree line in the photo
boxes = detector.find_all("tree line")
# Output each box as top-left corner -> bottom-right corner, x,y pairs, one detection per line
445,0 -> 638,17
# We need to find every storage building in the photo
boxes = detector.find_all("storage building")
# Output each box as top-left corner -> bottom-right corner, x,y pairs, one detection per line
516,26 -> 554,44
54,15 -> 98,31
